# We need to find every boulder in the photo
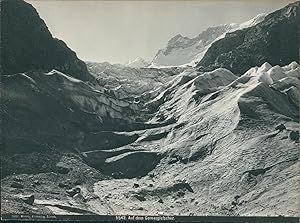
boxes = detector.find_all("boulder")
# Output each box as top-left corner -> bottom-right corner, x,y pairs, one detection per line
21,194 -> 35,205
55,163 -> 71,174
66,187 -> 81,197
168,157 -> 178,164
33,180 -> 41,185
11,182 -> 24,189
289,130 -> 299,141
74,179 -> 83,185
132,193 -> 146,201
13,177 -> 23,182
234,195 -> 241,201
133,183 -> 139,188
148,173 -> 155,178
275,124 -> 286,132
58,182 -> 68,188
177,191 -> 185,197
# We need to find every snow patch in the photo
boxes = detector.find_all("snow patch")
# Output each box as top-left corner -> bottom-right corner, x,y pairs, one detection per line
45,69 -> 82,83
20,73 -> 36,84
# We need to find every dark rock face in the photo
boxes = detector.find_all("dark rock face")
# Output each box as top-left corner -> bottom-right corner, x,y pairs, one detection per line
197,2 -> 299,75
1,0 -> 95,83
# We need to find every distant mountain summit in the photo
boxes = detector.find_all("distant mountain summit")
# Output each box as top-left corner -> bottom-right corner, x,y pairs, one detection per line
150,25 -> 232,68
150,13 -> 267,68
125,58 -> 150,68
1,0 -> 95,83
197,1 -> 299,75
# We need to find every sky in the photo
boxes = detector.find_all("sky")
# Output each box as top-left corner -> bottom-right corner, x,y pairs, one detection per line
26,0 -> 294,64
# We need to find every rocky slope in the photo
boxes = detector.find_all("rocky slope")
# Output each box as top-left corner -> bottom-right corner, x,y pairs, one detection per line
1,0 -> 95,83
150,13 -> 266,68
197,1 -> 299,75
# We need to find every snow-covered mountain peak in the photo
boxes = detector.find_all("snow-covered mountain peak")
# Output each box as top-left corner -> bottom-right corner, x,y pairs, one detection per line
125,57 -> 150,68
150,13 -> 267,68
237,13 -> 267,30
168,34 -> 184,42
167,34 -> 191,47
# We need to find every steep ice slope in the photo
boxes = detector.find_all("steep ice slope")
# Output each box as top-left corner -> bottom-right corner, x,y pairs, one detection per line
1,70 -> 145,158
86,61 -> 183,99
84,62 -> 299,216
150,13 -> 266,68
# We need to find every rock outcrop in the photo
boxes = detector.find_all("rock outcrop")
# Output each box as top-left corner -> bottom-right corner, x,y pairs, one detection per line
197,2 -> 299,75
1,0 -> 95,83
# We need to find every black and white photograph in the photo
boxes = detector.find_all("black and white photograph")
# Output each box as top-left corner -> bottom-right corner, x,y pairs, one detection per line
0,0 -> 299,222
